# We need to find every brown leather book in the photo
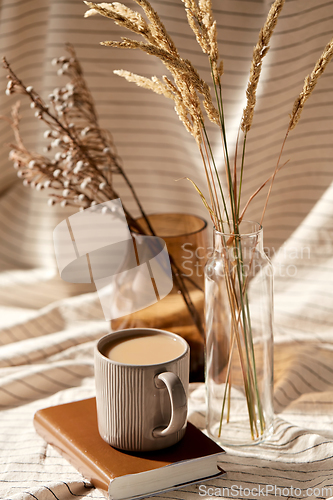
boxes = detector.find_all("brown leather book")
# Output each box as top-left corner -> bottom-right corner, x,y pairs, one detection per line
33,398 -> 225,500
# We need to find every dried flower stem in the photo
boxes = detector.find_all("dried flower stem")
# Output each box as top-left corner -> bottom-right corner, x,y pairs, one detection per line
289,37 -> 333,131
241,0 -> 285,134
258,36 -> 333,225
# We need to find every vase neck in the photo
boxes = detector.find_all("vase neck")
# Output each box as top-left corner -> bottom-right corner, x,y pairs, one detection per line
213,221 -> 264,254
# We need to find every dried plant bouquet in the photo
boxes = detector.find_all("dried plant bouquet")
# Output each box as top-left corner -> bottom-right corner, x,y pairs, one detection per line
82,0 -> 333,440
2,45 -> 204,339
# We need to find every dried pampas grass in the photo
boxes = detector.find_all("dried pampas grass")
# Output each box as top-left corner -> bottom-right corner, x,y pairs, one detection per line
241,0 -> 286,134
289,37 -> 333,131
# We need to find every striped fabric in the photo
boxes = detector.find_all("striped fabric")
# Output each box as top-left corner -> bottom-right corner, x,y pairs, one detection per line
0,0 -> 333,499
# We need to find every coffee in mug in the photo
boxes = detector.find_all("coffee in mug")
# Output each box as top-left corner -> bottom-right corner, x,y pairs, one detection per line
95,328 -> 189,452
102,332 -> 186,365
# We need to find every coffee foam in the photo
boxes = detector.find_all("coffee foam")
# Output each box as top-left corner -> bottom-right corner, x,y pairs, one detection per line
103,333 -> 185,365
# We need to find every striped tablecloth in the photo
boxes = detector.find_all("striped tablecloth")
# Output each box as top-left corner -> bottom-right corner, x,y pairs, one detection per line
0,0 -> 333,499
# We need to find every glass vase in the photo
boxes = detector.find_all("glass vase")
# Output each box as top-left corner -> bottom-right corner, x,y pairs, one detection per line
205,221 -> 274,446
111,213 -> 209,381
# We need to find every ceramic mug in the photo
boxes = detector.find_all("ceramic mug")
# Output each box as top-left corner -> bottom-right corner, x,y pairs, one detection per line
94,328 -> 189,451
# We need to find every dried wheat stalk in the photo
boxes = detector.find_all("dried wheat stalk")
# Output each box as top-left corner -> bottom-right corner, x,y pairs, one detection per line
259,36 -> 333,224
84,0 -> 220,144
289,37 -> 333,131
241,0 -> 285,133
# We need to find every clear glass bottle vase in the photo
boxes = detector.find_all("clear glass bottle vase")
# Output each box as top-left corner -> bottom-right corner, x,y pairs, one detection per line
205,221 -> 274,446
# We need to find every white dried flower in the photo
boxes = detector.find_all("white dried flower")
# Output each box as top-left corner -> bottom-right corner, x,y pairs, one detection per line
51,58 -> 59,66
28,160 -> 36,169
26,86 -> 33,92
30,102 -> 36,109
60,200 -> 68,207
81,127 -> 90,137
44,180 -> 51,188
53,169 -> 61,177
73,161 -> 83,174
90,200 -> 97,206
17,171 -> 24,178
36,183 -> 43,191
54,152 -> 62,161
43,130 -> 52,138
48,198 -> 55,206
62,188 -> 70,197
51,138 -> 61,148
78,193 -> 85,201
99,182 -> 106,190
80,176 -> 91,189
23,179 -> 29,187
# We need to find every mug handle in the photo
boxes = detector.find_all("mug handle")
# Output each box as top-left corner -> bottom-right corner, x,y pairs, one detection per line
152,372 -> 187,437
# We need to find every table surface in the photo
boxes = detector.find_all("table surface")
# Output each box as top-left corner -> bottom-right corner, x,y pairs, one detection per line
1,265 -> 333,500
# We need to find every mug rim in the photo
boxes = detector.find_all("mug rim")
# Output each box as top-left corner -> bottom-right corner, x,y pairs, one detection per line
96,327 -> 189,367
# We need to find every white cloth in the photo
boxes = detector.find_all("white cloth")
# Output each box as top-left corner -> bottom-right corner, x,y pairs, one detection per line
0,0 -> 333,499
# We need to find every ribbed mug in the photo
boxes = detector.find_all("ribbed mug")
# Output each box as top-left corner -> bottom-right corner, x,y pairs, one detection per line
94,328 -> 189,451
